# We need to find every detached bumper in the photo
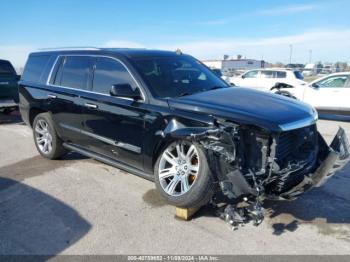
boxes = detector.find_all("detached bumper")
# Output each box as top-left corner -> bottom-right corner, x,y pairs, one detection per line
278,127 -> 350,200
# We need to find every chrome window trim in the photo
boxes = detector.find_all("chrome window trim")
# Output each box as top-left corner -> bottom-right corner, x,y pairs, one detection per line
46,54 -> 146,102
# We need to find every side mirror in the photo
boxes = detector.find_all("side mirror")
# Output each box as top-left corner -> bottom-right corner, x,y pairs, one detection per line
241,75 -> 245,79
110,84 -> 142,100
15,75 -> 21,81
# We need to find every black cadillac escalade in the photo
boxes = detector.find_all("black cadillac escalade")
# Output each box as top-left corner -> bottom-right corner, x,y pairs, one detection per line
19,48 -> 349,212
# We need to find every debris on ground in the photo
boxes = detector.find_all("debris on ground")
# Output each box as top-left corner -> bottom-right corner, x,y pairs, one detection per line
212,196 -> 265,231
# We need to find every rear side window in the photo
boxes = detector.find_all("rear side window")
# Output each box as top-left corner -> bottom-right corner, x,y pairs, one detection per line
58,56 -> 91,90
22,55 -> 51,82
92,57 -> 136,95
0,60 -> 16,77
276,71 -> 286,78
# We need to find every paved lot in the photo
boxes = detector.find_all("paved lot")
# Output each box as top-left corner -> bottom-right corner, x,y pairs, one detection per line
0,112 -> 350,255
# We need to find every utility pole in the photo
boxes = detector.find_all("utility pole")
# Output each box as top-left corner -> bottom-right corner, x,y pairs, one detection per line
309,49 -> 312,63
289,44 -> 293,64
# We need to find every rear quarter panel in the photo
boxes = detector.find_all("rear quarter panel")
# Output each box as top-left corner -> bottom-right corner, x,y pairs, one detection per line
18,83 -> 52,126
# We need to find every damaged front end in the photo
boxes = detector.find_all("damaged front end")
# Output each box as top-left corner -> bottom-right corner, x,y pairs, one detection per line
276,127 -> 350,200
163,118 -> 350,227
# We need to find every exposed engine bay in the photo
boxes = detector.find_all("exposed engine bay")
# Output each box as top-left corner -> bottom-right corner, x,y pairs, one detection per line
164,118 -> 350,228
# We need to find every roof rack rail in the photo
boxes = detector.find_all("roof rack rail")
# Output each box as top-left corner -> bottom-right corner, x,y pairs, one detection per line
38,47 -> 101,51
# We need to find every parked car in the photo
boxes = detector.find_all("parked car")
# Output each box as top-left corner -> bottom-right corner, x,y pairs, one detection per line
19,48 -> 349,213
0,59 -> 20,114
286,72 -> 350,116
229,68 -> 306,91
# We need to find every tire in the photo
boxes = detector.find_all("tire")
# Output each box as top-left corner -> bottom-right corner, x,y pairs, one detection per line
154,140 -> 215,208
33,113 -> 67,159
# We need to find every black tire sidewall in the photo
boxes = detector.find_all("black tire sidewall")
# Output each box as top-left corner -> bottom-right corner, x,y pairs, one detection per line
154,140 -> 214,208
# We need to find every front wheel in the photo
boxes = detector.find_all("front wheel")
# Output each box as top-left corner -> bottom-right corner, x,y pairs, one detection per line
154,140 -> 215,208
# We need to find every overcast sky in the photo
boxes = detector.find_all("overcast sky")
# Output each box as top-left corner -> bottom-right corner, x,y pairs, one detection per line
1,0 -> 350,68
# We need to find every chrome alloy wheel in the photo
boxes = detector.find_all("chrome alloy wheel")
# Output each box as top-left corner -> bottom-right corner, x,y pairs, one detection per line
158,141 -> 200,196
34,119 -> 53,154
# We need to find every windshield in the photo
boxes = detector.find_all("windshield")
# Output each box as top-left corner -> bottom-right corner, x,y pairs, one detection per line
131,55 -> 228,98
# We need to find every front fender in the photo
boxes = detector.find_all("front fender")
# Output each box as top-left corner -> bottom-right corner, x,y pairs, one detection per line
158,119 -> 218,140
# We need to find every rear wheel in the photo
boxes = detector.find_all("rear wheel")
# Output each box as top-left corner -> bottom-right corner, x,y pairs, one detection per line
33,113 -> 67,159
154,140 -> 215,208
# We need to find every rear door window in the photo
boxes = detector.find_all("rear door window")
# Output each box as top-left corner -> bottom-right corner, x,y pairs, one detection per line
92,57 -> 136,95
22,55 -> 51,82
261,71 -> 274,78
50,57 -> 65,85
59,56 -> 91,90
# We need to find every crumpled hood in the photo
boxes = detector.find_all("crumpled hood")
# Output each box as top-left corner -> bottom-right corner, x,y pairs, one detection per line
168,87 -> 317,132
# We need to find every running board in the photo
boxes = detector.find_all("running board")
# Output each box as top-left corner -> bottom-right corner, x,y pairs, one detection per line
63,143 -> 154,182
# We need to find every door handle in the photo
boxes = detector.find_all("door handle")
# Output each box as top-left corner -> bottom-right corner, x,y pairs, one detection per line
48,94 -> 57,99
84,103 -> 98,109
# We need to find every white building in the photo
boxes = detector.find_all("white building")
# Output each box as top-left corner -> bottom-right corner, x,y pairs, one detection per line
202,57 -> 265,76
